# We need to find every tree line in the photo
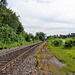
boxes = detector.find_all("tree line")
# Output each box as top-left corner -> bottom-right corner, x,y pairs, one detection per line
0,0 -> 45,49
47,33 -> 75,39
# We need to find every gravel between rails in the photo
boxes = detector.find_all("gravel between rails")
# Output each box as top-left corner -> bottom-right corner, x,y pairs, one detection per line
7,43 -> 45,75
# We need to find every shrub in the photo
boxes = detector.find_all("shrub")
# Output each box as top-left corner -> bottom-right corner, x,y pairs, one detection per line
52,39 -> 63,47
64,39 -> 73,48
73,39 -> 75,46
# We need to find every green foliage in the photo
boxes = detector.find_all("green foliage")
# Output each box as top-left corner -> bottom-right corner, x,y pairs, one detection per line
16,23 -> 24,34
29,33 -> 34,40
36,54 -> 40,59
64,38 -> 75,49
0,2 -> 43,50
0,24 -> 19,49
0,7 -> 24,34
0,0 -> 7,7
25,34 -> 31,42
34,36 -> 39,40
59,34 -> 66,38
47,38 -> 75,73
36,54 -> 40,70
0,24 -> 18,43
73,39 -> 75,46
0,6 -> 35,49
48,36 -> 53,40
48,37 -> 75,49
0,6 -> 32,49
35,32 -> 45,40
52,39 -> 63,47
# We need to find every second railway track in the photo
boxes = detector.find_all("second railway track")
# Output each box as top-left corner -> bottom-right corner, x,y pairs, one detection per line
0,41 -> 44,75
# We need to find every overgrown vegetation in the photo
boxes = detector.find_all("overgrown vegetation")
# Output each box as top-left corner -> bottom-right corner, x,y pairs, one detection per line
35,44 -> 45,70
52,39 -> 63,47
0,0 -> 45,49
64,38 -> 75,49
36,43 -> 67,75
47,37 -> 75,73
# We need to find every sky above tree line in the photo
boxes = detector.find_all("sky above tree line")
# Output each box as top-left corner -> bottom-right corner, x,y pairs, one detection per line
7,0 -> 75,36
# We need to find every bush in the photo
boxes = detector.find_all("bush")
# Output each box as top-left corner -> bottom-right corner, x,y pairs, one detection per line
73,39 -> 75,46
52,39 -> 63,47
64,39 -> 73,49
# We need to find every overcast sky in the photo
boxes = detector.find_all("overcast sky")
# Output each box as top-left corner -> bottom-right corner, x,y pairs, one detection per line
7,0 -> 75,36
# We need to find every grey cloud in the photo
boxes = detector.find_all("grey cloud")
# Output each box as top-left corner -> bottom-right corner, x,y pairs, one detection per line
37,0 -> 50,3
7,0 -> 75,35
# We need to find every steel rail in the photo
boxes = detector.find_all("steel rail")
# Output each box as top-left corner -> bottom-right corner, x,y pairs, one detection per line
0,41 -> 44,74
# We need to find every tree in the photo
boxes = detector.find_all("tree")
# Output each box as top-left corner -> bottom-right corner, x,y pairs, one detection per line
29,33 -> 34,40
0,24 -> 18,44
0,0 -> 7,6
0,3 -> 28,49
0,7 -> 24,34
47,36 -> 53,40
35,32 -> 45,40
34,36 -> 39,40
16,23 -> 24,34
25,34 -> 31,42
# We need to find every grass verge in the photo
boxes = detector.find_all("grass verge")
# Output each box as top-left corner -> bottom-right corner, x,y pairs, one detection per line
48,42 -> 75,73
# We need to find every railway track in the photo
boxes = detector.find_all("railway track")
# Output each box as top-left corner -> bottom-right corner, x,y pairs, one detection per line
0,41 -> 44,75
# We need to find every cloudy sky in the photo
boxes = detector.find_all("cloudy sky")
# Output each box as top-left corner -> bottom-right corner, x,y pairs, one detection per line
7,0 -> 75,36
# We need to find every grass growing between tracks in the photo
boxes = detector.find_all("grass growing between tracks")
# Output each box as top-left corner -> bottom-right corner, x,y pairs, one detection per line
47,38 -> 75,74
